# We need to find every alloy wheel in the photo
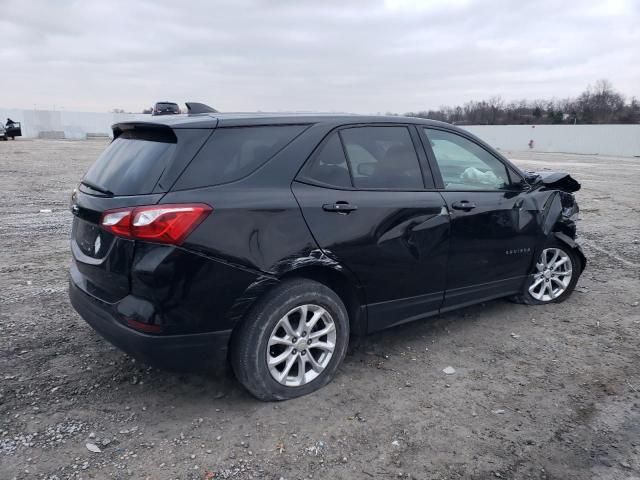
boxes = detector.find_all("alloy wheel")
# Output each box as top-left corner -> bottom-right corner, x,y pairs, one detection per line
266,304 -> 337,387
528,247 -> 573,302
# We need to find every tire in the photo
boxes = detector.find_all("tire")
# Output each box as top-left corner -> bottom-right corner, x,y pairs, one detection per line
230,278 -> 350,401
511,239 -> 581,305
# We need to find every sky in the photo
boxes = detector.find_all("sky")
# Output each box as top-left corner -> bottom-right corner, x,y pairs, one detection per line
1,0 -> 639,114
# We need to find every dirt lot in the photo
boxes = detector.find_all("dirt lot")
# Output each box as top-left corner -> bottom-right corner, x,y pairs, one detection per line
1,139 -> 639,480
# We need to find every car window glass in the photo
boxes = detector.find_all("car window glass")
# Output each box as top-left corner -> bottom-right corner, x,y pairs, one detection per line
300,133 -> 352,188
340,127 -> 423,190
174,125 -> 307,189
423,128 -> 511,190
83,136 -> 176,196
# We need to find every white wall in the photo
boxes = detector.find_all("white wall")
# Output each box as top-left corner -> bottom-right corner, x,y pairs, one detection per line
1,108 -> 639,157
0,108 -> 141,139
462,124 -> 640,158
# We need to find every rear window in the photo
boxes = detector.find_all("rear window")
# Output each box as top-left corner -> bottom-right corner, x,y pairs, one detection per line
83,131 -> 176,196
174,125 -> 307,189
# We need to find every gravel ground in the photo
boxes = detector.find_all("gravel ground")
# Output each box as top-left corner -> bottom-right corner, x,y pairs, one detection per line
1,139 -> 639,480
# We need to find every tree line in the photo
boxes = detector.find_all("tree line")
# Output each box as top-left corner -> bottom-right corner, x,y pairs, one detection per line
402,80 -> 639,125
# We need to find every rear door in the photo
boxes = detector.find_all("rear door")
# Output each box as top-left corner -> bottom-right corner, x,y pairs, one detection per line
420,127 -> 537,309
70,124 -> 210,302
293,125 -> 450,333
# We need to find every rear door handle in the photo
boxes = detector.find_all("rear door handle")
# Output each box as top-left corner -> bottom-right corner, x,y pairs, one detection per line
322,202 -> 358,213
451,200 -> 477,211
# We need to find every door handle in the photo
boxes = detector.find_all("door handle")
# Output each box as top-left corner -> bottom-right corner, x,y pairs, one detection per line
322,202 -> 358,213
451,200 -> 477,211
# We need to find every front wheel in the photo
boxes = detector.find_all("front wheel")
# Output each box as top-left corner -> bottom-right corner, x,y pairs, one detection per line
513,241 -> 581,305
230,279 -> 349,401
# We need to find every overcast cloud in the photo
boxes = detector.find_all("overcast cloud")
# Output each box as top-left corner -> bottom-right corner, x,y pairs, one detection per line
1,0 -> 638,113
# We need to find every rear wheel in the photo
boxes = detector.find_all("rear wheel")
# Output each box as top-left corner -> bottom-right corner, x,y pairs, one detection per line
512,241 -> 580,305
230,279 -> 349,401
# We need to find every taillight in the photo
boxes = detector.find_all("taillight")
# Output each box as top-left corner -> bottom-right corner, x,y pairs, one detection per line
101,209 -> 132,237
100,204 -> 212,245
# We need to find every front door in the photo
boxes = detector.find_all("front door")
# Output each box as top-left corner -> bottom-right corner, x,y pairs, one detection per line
293,125 -> 450,332
421,127 -> 538,309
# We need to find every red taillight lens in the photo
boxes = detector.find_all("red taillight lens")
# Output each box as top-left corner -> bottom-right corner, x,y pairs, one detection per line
101,209 -> 132,237
100,203 -> 212,245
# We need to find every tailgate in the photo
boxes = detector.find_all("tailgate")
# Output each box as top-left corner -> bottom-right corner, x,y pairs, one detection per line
70,192 -> 164,303
70,122 -> 212,303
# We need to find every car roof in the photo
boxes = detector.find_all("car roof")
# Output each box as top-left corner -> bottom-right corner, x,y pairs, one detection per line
115,111 -> 460,131
111,111 -> 522,176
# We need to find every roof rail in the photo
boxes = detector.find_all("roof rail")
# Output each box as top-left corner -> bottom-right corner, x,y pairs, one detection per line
185,102 -> 219,114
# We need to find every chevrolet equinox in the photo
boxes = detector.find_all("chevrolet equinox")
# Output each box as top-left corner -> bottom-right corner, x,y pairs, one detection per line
69,112 -> 585,400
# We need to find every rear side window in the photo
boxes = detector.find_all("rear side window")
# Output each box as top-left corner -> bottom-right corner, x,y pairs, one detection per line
174,125 -> 307,189
83,130 -> 176,196
340,127 -> 424,190
299,133 -> 352,188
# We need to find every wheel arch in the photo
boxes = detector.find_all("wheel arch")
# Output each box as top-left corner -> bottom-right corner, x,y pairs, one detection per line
278,265 -> 367,336
553,231 -> 587,273
527,190 -> 586,276
227,260 -> 367,338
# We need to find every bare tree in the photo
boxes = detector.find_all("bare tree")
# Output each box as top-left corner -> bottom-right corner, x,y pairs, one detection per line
404,80 -> 637,125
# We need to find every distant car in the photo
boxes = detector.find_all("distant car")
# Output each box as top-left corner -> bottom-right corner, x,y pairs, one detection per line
69,113 -> 586,401
5,121 -> 22,139
152,102 -> 180,116
0,123 -> 6,141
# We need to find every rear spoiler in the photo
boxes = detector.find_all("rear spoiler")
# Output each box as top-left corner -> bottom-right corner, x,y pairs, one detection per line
112,123 -> 177,142
185,102 -> 219,114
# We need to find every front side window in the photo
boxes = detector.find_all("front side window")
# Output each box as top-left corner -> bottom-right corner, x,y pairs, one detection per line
424,128 -> 511,190
340,126 -> 424,190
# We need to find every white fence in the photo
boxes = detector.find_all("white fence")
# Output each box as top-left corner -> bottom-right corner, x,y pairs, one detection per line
462,124 -> 640,158
1,108 -> 639,157
0,109 -> 140,139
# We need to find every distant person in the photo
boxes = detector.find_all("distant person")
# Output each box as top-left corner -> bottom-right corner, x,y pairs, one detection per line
6,118 -> 15,126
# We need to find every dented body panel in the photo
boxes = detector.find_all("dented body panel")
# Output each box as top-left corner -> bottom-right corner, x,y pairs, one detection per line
526,170 -> 585,270
527,171 -> 581,193
292,182 -> 449,332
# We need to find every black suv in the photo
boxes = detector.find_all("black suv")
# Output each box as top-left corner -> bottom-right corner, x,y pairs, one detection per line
69,113 -> 585,400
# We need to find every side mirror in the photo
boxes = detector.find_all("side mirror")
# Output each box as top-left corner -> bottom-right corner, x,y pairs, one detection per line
518,179 -> 532,191
524,172 -> 540,184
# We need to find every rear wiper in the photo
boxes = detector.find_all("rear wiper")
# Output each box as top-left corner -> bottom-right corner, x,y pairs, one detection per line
80,180 -> 114,197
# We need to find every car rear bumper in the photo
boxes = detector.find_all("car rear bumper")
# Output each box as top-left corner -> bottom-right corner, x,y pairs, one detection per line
69,278 -> 231,371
